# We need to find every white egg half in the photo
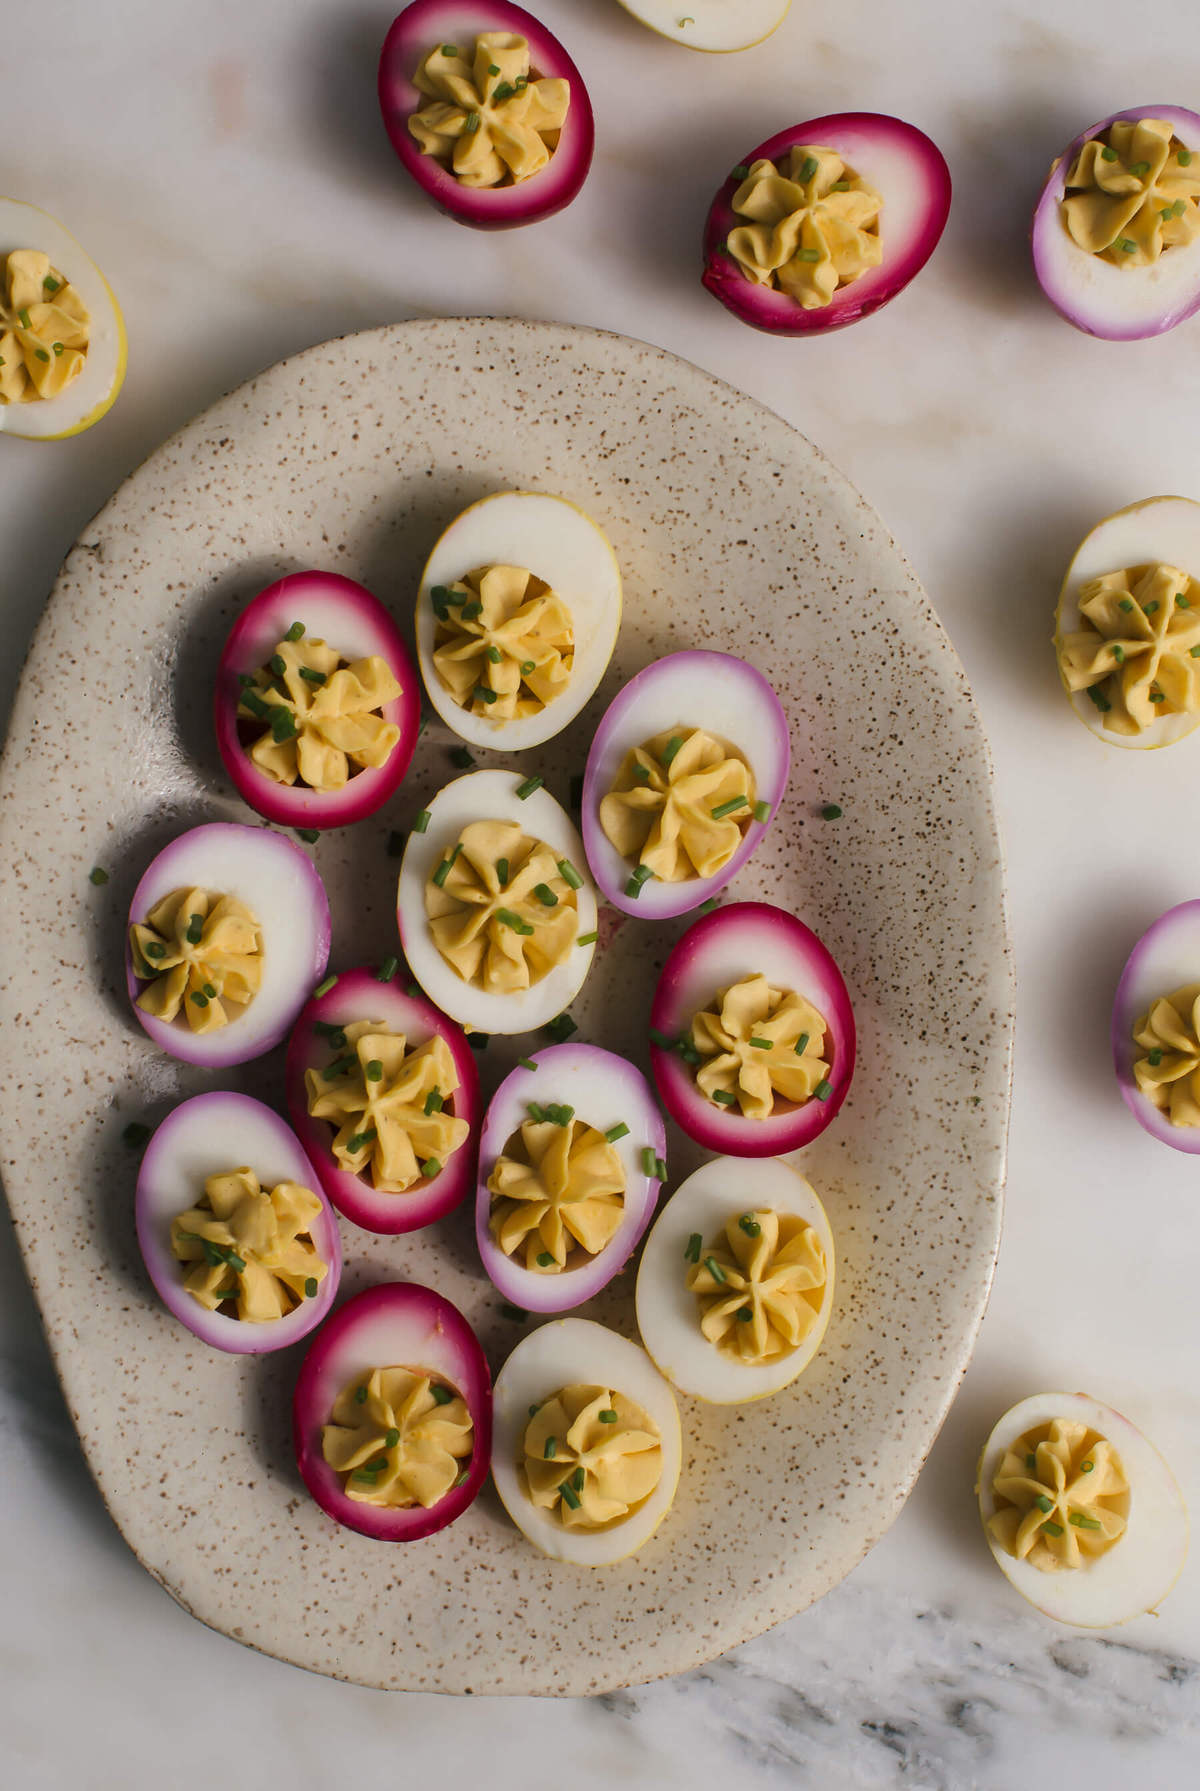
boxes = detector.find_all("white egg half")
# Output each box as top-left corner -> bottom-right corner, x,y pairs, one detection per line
0,199 -> 126,439
615,0 -> 790,52
636,1156 -> 834,1403
415,491 -> 622,750
977,1391 -> 1189,1628
1055,496 -> 1200,750
491,1318 -> 682,1565
396,769 -> 597,1035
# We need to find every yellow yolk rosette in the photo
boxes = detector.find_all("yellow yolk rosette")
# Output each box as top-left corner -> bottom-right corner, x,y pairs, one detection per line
408,33 -> 570,188
521,1386 -> 662,1530
988,1419 -> 1129,1574
170,1167 -> 328,1322
1062,119 -> 1200,269
239,635 -> 403,790
599,728 -> 756,884
689,973 -> 830,1118
488,1116 -> 626,1272
322,1367 -> 474,1509
1056,562 -> 1200,736
0,249 -> 89,406
1132,985 -> 1200,1128
431,564 -> 574,720
304,1018 -> 470,1190
130,887 -> 262,1032
425,818 -> 578,992
726,146 -> 883,309
685,1207 -> 826,1364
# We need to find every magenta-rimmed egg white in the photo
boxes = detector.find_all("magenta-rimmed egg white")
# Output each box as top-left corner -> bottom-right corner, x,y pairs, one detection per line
214,571 -> 420,830
581,651 -> 790,919
702,113 -> 951,336
285,964 -> 480,1233
378,1 -> 594,230
1033,106 -> 1200,341
475,1043 -> 665,1313
125,822 -> 331,1067
135,1092 -> 341,1354
650,901 -> 855,1156
293,1283 -> 492,1542
1112,899 -> 1200,1154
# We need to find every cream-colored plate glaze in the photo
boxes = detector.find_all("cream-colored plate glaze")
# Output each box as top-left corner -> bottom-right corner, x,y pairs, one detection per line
0,320 -> 1012,1695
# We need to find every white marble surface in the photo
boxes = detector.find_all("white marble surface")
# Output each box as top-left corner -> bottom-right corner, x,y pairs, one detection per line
2,0 -> 1199,1784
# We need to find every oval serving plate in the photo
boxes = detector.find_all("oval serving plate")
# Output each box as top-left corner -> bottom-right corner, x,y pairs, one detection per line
0,319 -> 1011,1695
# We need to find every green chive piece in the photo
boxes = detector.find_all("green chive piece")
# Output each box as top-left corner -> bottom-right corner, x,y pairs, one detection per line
421,1157 -> 441,1178
1033,1494 -> 1053,1513
464,110 -> 481,132
354,1384 -> 369,1404
1081,1460 -> 1094,1473
486,644 -> 502,663
372,957 -> 397,985
528,1404 -> 541,1418
1177,593 -> 1191,608
460,600 -> 484,621
1162,205 -> 1177,222
557,858 -> 583,890
43,275 -> 61,292
831,180 -> 851,192
190,991 -> 209,1008
1150,691 -> 1166,703
495,857 -> 509,886
269,652 -> 286,676
572,1466 -> 585,1492
365,1058 -> 384,1082
655,1157 -> 668,1181
495,907 -> 533,934
605,1123 -> 630,1143
737,1306 -> 753,1322
711,1089 -> 738,1106
799,154 -> 819,181
546,1013 -> 576,1041
186,914 -> 204,945
314,1021 -> 346,1044
738,1215 -> 761,1237
641,1147 -> 657,1175
527,1102 -> 547,1122
1101,145 -> 1118,161
241,689 -> 270,720
794,1032 -> 811,1055
493,82 -> 515,101
1070,1512 -> 1102,1530
1119,238 -> 1137,254
89,866 -> 109,886
544,1437 -> 557,1459
33,348 -> 50,363
711,795 -> 749,820
577,930 -> 599,946
285,621 -> 305,641
1112,645 -> 1125,664
473,685 -> 499,706
1145,599 -> 1159,614
315,974 -> 337,997
450,746 -> 475,769
52,341 -> 64,357
1192,646 -> 1200,658
533,882 -> 558,907
270,706 -> 297,743
431,1384 -> 453,1406
299,667 -> 326,686
704,1255 -> 727,1285
202,982 -> 217,999
520,660 -> 536,676
633,764 -> 651,783
814,1079 -> 832,1101
304,1276 -> 318,1298
432,845 -> 461,888
346,1128 -> 378,1153
468,1032 -> 490,1051
753,800 -> 771,823
1148,1048 -> 1163,1066
1180,148 -> 1194,166
1129,161 -> 1150,177
599,1409 -> 618,1423
122,1122 -> 151,1148
1026,1453 -> 1037,1471
1041,1521 -> 1065,1537
699,897 -> 719,914
732,164 -> 750,179
660,735 -> 684,768
649,1027 -> 677,1050
1087,687 -> 1111,713
560,1480 -> 580,1510
797,248 -> 821,263
748,1036 -> 773,1050
324,1053 -> 356,1080
550,1104 -> 574,1127
536,1251 -> 555,1267
17,307 -> 31,328
144,941 -> 166,959
631,863 -> 654,886
1118,598 -> 1134,613
518,1057 -> 537,1071
516,775 -> 543,800
424,1088 -> 444,1115
821,803 -> 842,819
684,1233 -> 702,1263
409,810 -> 432,837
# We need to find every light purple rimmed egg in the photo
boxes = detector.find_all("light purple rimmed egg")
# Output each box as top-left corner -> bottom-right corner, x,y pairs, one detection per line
1112,899 -> 1200,1153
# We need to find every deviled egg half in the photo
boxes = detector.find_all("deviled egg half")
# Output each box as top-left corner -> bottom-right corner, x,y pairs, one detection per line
636,1156 -> 834,1403
215,572 -> 421,830
582,650 -> 789,919
0,198 -> 126,438
491,1318 -> 681,1564
397,768 -> 597,1035
125,822 -> 331,1068
616,0 -> 790,52
1112,900 -> 1200,1153
415,491 -> 621,750
977,1392 -> 1188,1627
1054,496 -> 1200,750
285,965 -> 481,1232
136,1092 -> 341,1354
476,1044 -> 666,1313
294,1283 -> 492,1542
649,901 -> 855,1155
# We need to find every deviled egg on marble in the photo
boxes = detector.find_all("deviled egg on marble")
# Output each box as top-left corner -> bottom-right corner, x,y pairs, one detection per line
1112,900 -> 1200,1153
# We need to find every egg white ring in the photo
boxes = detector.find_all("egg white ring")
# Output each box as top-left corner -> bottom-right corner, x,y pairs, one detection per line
491,1318 -> 682,1565
475,1044 -> 666,1312
125,823 -> 331,1067
415,491 -> 622,750
397,770 -> 597,1035
1055,495 -> 1200,751
977,1391 -> 1189,1627
635,1156 -> 834,1403
135,1092 -> 341,1354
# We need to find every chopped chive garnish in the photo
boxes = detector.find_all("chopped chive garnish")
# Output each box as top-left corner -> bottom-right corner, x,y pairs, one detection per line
346,1128 -> 378,1153
536,1251 -> 555,1267
571,1466 -> 585,1493
655,1156 -> 668,1181
569,773 -> 584,808
527,1102 -> 547,1122
1070,1512 -> 1102,1529
285,621 -> 305,641
372,957 -> 397,985
1162,205 -> 1177,221
1129,161 -> 1150,176
748,1036 -> 773,1050
557,859 -> 583,890
52,342 -> 64,357
546,1013 -> 576,1041
704,1256 -> 727,1285
1041,1521 -> 1065,1537
472,685 -> 499,705
304,1277 -> 318,1298
33,348 -> 50,363
89,866 -> 109,886
241,689 -> 270,719
1145,599 -> 1159,614
1087,687 -> 1111,713
1081,1460 -> 1094,1473
17,307 -> 31,328
649,1027 -> 677,1050
1112,645 -> 1125,663
468,1032 -> 490,1050
544,1437 -> 557,1459
421,1157 -> 441,1178
1118,238 -> 1137,253
122,1122 -> 151,1148
518,1056 -> 537,1071
365,1058 -> 384,1082
1033,1494 -> 1053,1513
641,1147 -> 657,1175
324,1053 -> 356,1079
684,1232 -> 702,1262
1148,1048 -> 1163,1066
464,110 -> 481,132
599,1409 -> 618,1423
528,1403 -> 541,1418
299,667 -> 326,686
190,991 -> 209,1008
495,856 -> 509,886
202,982 -> 217,999
1177,593 -> 1191,608
698,897 -> 719,914
495,907 -> 534,934
1101,145 -> 1118,161
441,43 -> 457,55
1026,1453 -> 1037,1470
424,1088 -> 444,1114
381,1427 -> 400,1448
794,1032 -> 811,1055
732,163 -> 750,179
660,735 -> 684,768
354,1384 -> 369,1404
1180,148 -> 1194,166
799,154 -> 819,181
493,81 -> 515,100
738,1214 -> 761,1237
144,941 -> 166,958
270,706 -> 297,742
1119,598 -> 1134,612
830,180 -> 851,192
516,774 -> 543,800
577,930 -> 599,945
533,882 -> 558,907
314,974 -> 337,997
555,1104 -> 576,1127
814,1079 -> 832,1101
605,1123 -> 630,1142
560,1480 -> 580,1510
488,61 -> 500,73
1192,646 -> 1200,658
44,275 -> 61,292
269,653 -> 286,676
520,660 -> 536,676
431,1384 -> 453,1406
711,795 -> 749,820
432,845 -> 461,888
821,803 -> 842,819
796,248 -> 821,263
631,863 -> 654,886
711,1089 -> 738,1105
1150,691 -> 1166,703
450,746 -> 475,769
752,800 -> 771,823
737,1306 -> 753,1322
486,644 -> 502,663
186,914 -> 205,945
461,600 -> 484,621
633,763 -> 651,783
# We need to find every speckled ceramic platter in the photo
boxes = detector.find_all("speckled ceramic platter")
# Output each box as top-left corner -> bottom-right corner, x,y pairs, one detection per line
0,319 -> 1012,1695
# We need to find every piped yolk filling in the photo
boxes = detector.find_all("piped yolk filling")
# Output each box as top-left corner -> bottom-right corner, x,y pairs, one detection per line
170,1167 -> 328,1322
989,1419 -> 1128,1573
1057,562 -> 1200,735
488,1114 -> 626,1272
130,887 -> 262,1032
322,1367 -> 473,1509
431,564 -> 574,720
408,32 -> 570,188
599,727 -> 755,884
1062,118 -> 1200,269
0,250 -> 90,406
304,1019 -> 470,1189
1132,984 -> 1200,1128
521,1385 -> 662,1530
685,1208 -> 826,1365
424,819 -> 579,993
687,973 -> 830,1118
237,628 -> 403,790
726,146 -> 883,309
